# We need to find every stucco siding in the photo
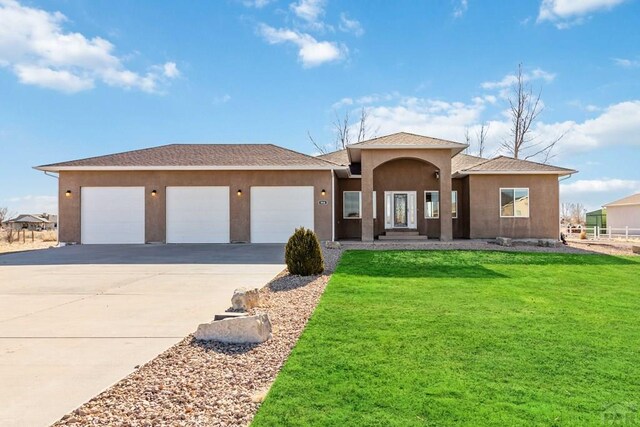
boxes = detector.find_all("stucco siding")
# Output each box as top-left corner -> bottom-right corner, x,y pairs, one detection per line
58,170 -> 333,243
468,174 -> 559,239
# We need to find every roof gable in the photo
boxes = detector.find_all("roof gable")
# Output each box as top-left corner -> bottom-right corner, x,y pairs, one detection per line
349,132 -> 467,149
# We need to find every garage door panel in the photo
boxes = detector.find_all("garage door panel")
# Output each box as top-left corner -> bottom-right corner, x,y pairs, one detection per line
251,186 -> 314,243
166,187 -> 230,243
81,187 -> 145,244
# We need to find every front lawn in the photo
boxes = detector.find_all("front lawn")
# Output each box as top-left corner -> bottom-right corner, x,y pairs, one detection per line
252,250 -> 640,426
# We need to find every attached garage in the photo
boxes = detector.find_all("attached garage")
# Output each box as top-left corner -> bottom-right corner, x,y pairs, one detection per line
166,186 -> 230,243
81,187 -> 145,244
250,186 -> 314,243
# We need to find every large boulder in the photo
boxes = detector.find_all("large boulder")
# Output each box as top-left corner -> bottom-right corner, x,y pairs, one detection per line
632,245 -> 640,255
496,237 -> 512,247
195,313 -> 272,343
231,287 -> 261,311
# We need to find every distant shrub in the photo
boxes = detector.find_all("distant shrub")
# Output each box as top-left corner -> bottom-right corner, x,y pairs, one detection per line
285,227 -> 324,276
580,230 -> 587,240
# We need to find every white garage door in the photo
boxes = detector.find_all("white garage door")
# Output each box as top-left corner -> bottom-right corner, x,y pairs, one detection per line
251,186 -> 314,243
166,186 -> 230,243
81,187 -> 145,244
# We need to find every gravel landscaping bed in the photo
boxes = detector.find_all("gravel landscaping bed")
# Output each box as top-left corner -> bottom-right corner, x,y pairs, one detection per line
53,247 -> 341,427
51,241 -> 633,426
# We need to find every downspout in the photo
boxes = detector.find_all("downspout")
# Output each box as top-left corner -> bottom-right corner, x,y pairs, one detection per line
42,171 -> 61,246
331,170 -> 335,242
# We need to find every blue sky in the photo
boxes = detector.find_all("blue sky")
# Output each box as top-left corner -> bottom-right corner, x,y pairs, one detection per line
1,0 -> 639,215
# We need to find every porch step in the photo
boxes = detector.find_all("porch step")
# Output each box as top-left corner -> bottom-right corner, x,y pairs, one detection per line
378,234 -> 429,240
384,230 -> 419,237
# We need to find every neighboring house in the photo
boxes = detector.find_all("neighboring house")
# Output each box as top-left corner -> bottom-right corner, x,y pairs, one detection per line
35,132 -> 576,245
5,214 -> 55,231
602,193 -> 640,230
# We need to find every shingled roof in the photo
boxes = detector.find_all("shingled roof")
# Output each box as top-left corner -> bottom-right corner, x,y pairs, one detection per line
317,149 -> 349,166
455,156 -> 576,175
348,132 -> 467,149
36,144 -> 340,171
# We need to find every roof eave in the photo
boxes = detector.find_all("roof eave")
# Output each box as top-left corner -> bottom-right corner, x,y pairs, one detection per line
454,170 -> 577,177
34,165 -> 347,172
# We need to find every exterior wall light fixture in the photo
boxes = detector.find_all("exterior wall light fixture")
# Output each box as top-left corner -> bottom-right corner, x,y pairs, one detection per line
65,190 -> 72,197
151,190 -> 157,197
237,189 -> 242,196
435,171 -> 440,180
321,189 -> 326,196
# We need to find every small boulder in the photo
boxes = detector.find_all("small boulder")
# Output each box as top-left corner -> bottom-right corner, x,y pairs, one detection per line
632,245 -> 640,255
325,240 -> 341,250
231,287 -> 260,311
496,237 -> 512,247
195,313 -> 272,343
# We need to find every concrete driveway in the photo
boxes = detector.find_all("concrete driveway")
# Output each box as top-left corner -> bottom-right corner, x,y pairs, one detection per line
0,244 -> 284,427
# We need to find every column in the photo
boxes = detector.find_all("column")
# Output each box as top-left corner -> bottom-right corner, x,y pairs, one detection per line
361,160 -> 374,242
439,167 -> 453,241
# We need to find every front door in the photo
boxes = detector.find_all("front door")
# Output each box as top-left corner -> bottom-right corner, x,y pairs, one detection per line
393,194 -> 408,227
384,191 -> 417,229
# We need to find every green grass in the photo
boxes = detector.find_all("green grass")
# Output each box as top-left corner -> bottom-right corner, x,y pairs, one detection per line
252,250 -> 640,427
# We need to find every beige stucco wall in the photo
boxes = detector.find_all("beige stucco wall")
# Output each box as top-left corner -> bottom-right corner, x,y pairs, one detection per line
606,205 -> 640,229
360,149 -> 453,241
468,174 -> 560,239
58,170 -> 333,243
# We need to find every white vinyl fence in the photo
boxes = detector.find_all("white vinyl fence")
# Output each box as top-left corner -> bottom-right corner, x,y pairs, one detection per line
563,225 -> 640,241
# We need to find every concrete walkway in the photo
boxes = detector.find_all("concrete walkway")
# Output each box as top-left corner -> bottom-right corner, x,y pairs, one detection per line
0,244 -> 284,427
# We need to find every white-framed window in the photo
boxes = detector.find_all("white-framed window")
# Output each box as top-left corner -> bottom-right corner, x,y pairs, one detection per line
343,191 -> 361,219
425,191 -> 439,218
424,191 -> 458,219
500,188 -> 529,218
452,191 -> 458,219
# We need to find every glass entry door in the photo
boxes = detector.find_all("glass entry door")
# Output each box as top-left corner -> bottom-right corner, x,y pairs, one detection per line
393,194 -> 408,227
384,191 -> 416,229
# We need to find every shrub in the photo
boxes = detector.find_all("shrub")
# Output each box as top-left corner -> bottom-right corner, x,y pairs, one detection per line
285,227 -> 324,276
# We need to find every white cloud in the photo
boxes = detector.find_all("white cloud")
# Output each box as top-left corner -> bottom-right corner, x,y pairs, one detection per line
453,0 -> 468,18
331,97 -> 353,109
290,0 -> 325,24
333,90 -> 640,160
242,0 -> 273,8
339,13 -> 364,36
0,0 -> 179,93
560,179 -> 640,194
2,195 -> 57,215
613,57 -> 640,68
257,24 -> 345,67
538,0 -> 628,28
481,67 -> 556,90
163,62 -> 180,78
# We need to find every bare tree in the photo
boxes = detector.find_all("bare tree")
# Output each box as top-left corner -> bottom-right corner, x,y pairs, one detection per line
0,207 -> 9,225
501,63 -> 564,162
463,123 -> 489,157
476,122 -> 489,158
308,107 -> 376,154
